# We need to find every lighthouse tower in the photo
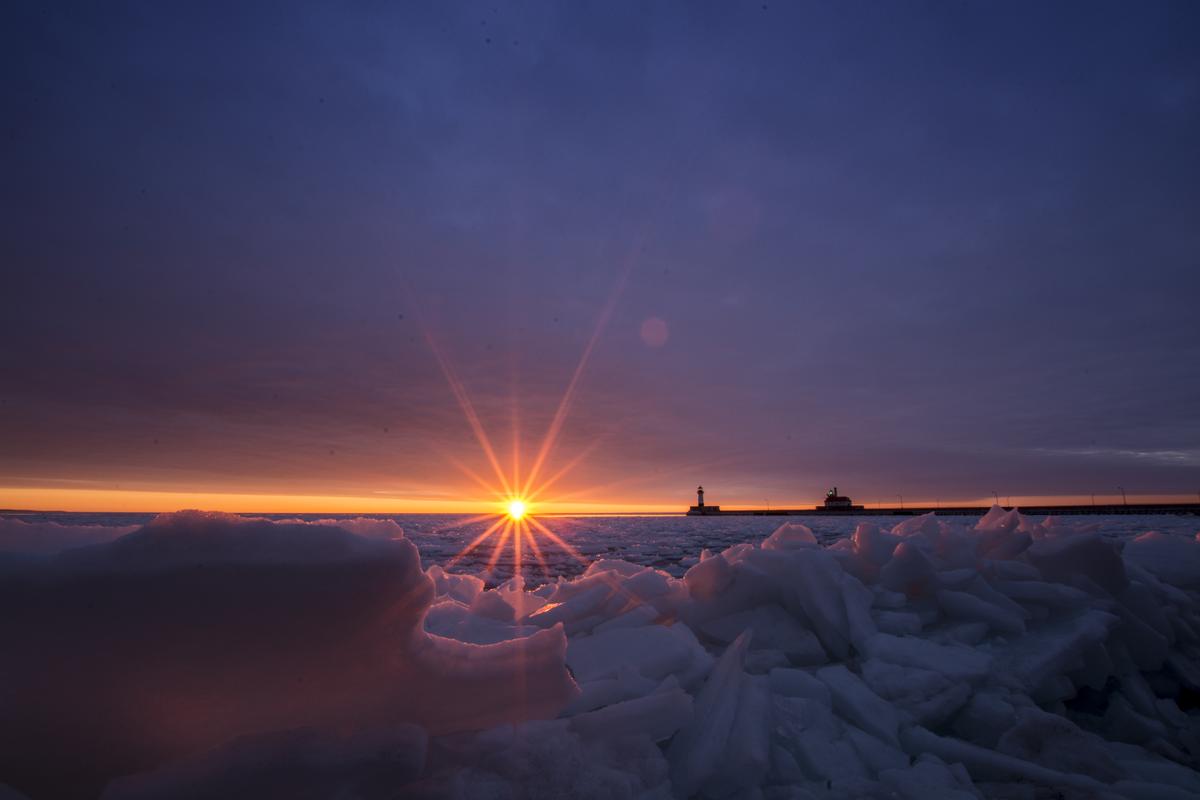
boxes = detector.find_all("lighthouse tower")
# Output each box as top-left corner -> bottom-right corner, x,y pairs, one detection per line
687,485 -> 720,515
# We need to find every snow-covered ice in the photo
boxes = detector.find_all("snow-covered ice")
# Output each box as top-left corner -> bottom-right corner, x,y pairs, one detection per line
2,508 -> 1200,798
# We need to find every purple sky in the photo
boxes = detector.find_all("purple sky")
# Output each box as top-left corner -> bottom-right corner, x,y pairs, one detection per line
3,2 -> 1199,510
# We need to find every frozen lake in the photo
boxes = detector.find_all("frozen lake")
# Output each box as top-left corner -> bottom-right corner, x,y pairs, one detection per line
7,510 -> 1198,584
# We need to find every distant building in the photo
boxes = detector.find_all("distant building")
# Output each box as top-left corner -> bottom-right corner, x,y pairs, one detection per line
821,487 -> 862,511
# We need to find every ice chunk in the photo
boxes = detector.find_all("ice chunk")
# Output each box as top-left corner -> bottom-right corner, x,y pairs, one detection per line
902,727 -> 1110,794
566,623 -> 712,685
745,649 -> 792,674
863,633 -> 992,684
0,517 -> 138,555
527,582 -> 613,627
937,589 -> 1026,635
874,610 -> 923,636
952,690 -> 1017,748
424,599 -> 540,644
998,609 -> 1117,692
426,565 -> 484,605
975,505 -> 1021,534
816,664 -> 900,747
0,512 -> 578,799
1026,533 -> 1128,595
768,668 -> 832,706
684,552 -> 735,599
592,604 -> 659,634
991,580 -> 1090,609
880,541 -> 937,597
765,548 -> 858,659
568,688 -> 693,743
770,695 -> 868,786
879,755 -> 980,800
844,726 -> 909,774
436,719 -> 671,798
698,604 -> 825,664
668,633 -> 768,797
763,522 -> 818,550
1124,532 -> 1200,589
892,512 -> 943,540
995,707 -> 1121,782
102,724 -> 427,800
852,522 -> 900,565
563,666 -> 659,715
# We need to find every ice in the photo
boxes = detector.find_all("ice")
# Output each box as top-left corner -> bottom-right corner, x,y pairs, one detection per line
566,623 -> 712,686
937,588 -> 1027,635
426,564 -> 484,605
564,666 -> 660,715
567,688 -> 694,742
763,547 -> 862,659
767,668 -> 832,706
1125,531 -> 1200,589
0,517 -> 138,555
1026,532 -> 1129,595
995,707 -> 1122,782
0,512 -> 577,798
667,632 -> 768,797
816,664 -> 900,747
7,510 -> 1200,798
684,551 -> 736,598
102,723 -> 428,800
762,522 -> 818,550
878,755 -> 981,800
770,694 -> 869,787
880,540 -> 937,596
698,604 -> 825,664
424,598 -> 540,644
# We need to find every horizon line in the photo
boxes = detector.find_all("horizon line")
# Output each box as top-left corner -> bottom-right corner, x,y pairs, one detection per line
2,486 -> 1199,516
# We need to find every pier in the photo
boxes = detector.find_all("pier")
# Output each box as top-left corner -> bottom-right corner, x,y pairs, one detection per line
686,487 -> 1200,517
686,502 -> 1200,517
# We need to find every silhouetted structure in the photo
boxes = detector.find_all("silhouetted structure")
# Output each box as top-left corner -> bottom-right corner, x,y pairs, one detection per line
822,487 -> 862,510
688,485 -> 720,515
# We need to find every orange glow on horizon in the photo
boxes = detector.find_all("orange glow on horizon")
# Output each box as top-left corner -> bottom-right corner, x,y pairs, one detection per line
0,486 -> 681,515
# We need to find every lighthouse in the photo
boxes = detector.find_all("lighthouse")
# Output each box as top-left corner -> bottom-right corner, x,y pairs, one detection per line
687,485 -> 721,515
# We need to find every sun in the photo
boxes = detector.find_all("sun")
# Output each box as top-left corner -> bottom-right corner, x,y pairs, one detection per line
507,499 -> 527,520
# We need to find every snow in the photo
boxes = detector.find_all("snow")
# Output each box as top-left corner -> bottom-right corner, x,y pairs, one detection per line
3,506 -> 1200,798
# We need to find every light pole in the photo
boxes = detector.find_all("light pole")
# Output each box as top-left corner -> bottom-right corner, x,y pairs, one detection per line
1119,486 -> 1127,506
992,491 -> 999,506
895,494 -> 904,510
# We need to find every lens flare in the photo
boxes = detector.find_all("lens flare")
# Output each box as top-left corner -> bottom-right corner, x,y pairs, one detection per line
421,248 -> 644,580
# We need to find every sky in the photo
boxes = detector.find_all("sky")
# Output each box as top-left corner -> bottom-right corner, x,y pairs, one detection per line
2,1 -> 1199,513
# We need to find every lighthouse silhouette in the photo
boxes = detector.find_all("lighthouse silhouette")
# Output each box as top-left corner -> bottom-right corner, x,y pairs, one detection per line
696,486 -> 705,508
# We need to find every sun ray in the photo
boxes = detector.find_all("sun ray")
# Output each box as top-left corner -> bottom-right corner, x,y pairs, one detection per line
525,437 -> 605,504
446,517 -> 507,567
527,516 -> 587,564
520,519 -> 551,578
513,515 -> 523,576
487,521 -> 515,572
421,329 -> 514,498
436,450 -> 504,500
421,231 -> 659,581
520,251 -> 637,498
429,512 -> 498,536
